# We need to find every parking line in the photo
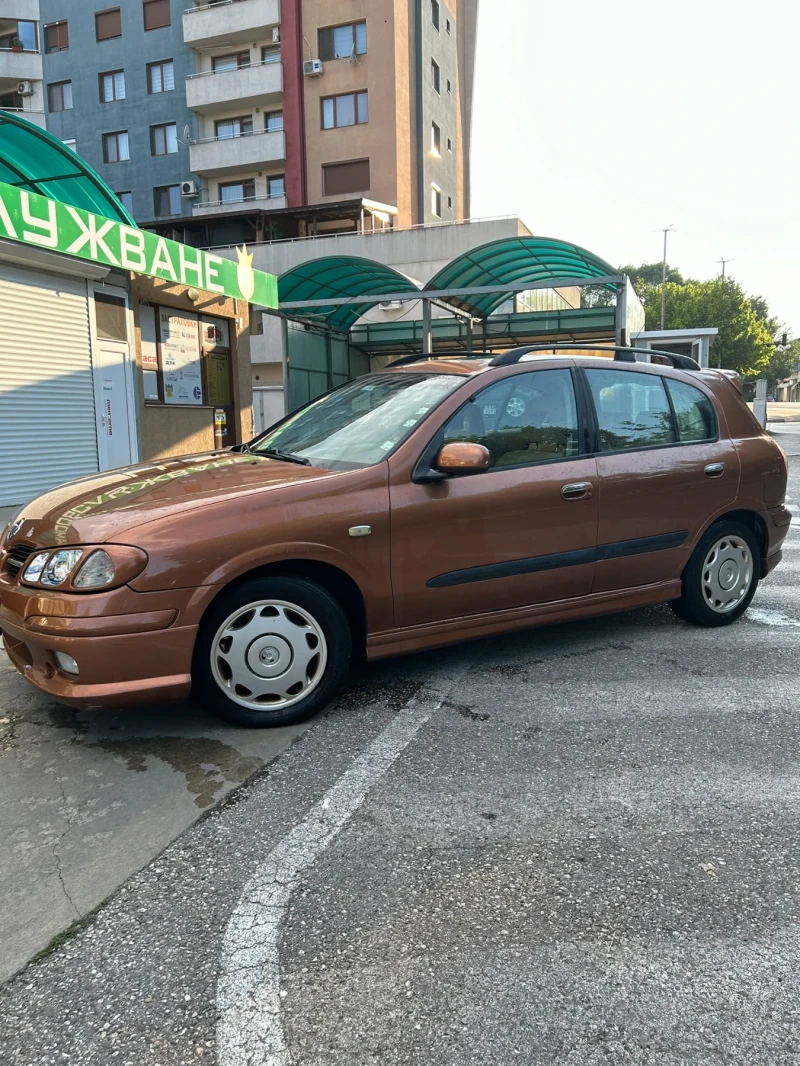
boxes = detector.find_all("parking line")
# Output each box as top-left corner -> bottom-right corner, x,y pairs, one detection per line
216,659 -> 473,1066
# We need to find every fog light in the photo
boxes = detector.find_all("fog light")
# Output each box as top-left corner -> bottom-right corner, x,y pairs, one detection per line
54,652 -> 79,676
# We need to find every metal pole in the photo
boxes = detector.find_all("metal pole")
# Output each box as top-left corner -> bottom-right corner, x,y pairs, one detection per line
421,299 -> 432,355
615,281 -> 628,347
660,224 -> 673,331
465,319 -> 474,352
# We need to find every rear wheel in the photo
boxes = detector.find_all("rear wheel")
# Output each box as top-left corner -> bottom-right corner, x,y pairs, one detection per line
194,577 -> 352,728
670,520 -> 759,627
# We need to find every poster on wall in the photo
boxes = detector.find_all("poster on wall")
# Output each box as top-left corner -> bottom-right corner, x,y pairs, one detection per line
159,309 -> 203,405
201,315 -> 230,352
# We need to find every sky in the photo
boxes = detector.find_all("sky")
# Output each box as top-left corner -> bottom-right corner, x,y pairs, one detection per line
470,0 -> 800,334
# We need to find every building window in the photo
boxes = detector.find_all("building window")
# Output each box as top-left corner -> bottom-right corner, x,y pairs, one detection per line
95,8 -> 121,42
151,122 -> 178,156
431,0 -> 440,30
265,111 -> 283,131
220,179 -> 256,204
215,115 -> 253,139
261,45 -> 280,64
431,121 -> 440,155
153,184 -> 181,217
432,60 -> 440,93
44,20 -> 68,53
319,22 -> 367,61
148,59 -> 174,93
322,159 -> 370,196
103,130 -> 130,163
446,18 -> 451,33
143,0 -> 171,31
321,91 -> 368,129
448,195 -> 452,209
117,191 -> 133,214
99,70 -> 125,103
268,175 -> 285,198
47,81 -> 73,113
447,137 -> 452,152
431,183 -> 442,217
446,78 -> 451,94
0,20 -> 37,50
62,138 -> 77,151
213,51 -> 250,72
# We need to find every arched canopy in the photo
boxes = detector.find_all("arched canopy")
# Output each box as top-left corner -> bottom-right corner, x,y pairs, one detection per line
278,255 -> 420,332
0,112 -> 134,224
425,236 -> 617,318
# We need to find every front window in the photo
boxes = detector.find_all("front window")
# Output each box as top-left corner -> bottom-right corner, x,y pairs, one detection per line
252,374 -> 465,471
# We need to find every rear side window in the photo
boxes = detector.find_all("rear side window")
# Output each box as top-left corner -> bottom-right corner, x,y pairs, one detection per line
585,368 -> 676,452
665,379 -> 717,442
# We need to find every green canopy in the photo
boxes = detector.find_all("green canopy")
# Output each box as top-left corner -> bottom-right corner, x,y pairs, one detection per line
425,236 -> 617,318
0,112 -> 134,225
278,255 -> 420,332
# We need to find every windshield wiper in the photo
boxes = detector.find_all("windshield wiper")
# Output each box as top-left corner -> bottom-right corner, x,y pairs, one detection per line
256,448 -> 311,467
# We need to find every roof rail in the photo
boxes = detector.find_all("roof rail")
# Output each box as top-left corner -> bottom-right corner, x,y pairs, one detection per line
386,352 -> 489,368
488,343 -> 702,372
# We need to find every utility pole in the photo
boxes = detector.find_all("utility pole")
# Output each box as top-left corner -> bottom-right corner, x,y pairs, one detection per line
717,257 -> 734,278
660,225 -> 674,330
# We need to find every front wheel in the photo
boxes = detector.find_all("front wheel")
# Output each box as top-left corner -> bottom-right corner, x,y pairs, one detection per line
670,520 -> 759,627
194,577 -> 352,727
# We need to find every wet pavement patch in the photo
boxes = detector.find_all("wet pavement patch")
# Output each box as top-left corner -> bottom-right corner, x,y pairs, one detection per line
90,736 -> 264,808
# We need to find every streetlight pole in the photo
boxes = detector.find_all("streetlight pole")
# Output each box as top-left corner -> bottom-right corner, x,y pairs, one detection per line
660,225 -> 674,331
717,257 -> 734,278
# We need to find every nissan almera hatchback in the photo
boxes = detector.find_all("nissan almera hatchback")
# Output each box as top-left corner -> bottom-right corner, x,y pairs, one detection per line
0,346 -> 791,727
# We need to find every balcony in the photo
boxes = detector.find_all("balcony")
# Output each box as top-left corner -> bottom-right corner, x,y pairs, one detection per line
186,59 -> 282,115
183,0 -> 280,51
0,104 -> 44,126
0,46 -> 41,90
190,129 -> 285,177
192,193 -> 287,217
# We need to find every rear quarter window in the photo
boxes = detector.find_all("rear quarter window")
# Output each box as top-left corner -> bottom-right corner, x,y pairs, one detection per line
665,378 -> 718,442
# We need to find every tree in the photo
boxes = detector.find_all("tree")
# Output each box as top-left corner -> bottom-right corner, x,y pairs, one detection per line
640,276 -> 774,377
621,262 -> 686,301
766,338 -> 800,389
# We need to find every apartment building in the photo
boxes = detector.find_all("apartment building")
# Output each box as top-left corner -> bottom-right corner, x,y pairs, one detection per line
0,0 -> 45,128
40,0 -> 477,227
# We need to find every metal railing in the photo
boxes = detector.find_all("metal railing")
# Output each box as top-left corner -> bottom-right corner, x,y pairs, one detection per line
195,190 -> 285,209
190,126 -> 283,145
185,0 -> 252,13
187,55 -> 280,79
0,106 -> 44,113
0,46 -> 40,54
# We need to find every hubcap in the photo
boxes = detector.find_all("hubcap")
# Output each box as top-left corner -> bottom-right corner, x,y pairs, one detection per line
701,535 -> 753,614
211,600 -> 327,710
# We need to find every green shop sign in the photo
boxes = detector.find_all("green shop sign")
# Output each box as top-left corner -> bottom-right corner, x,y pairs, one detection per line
0,179 -> 278,307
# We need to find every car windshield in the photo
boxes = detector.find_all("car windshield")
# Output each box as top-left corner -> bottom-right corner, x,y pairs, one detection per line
251,373 -> 465,470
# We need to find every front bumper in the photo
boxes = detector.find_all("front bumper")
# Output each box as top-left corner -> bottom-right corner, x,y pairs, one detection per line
0,577 -> 206,709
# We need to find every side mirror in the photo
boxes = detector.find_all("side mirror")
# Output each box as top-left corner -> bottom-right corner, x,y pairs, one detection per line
436,441 -> 491,474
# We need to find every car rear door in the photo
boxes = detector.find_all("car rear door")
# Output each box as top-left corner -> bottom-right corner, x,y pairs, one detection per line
582,365 -> 740,594
389,366 -> 600,627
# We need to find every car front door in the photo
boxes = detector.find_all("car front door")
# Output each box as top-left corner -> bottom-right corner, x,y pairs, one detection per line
389,366 -> 600,628
583,366 -> 740,594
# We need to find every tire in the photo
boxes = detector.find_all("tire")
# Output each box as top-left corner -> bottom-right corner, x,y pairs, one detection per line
194,577 -> 352,728
670,520 -> 759,627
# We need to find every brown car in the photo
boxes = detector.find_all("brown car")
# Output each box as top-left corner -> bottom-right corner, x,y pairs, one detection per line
0,345 -> 791,728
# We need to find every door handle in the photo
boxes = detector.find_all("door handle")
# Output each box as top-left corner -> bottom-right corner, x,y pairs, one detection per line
561,481 -> 593,501
704,463 -> 725,479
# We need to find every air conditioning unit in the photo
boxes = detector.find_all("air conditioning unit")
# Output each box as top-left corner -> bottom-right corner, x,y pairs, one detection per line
180,180 -> 199,197
303,58 -> 324,77
17,81 -> 33,96
272,26 -> 280,43
379,301 -> 402,311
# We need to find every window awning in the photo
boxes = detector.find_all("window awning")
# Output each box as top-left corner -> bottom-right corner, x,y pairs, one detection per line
0,111 -> 134,224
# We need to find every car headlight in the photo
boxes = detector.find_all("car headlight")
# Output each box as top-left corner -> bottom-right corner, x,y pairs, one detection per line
73,550 -> 116,589
21,544 -> 148,591
40,549 -> 84,586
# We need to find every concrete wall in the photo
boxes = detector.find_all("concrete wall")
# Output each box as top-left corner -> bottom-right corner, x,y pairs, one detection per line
130,275 -> 252,460
40,0 -> 197,224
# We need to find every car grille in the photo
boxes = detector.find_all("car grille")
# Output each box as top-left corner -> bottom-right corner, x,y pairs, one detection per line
5,543 -> 37,580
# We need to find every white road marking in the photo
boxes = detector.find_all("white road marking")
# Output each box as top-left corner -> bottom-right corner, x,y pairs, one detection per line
216,662 -> 471,1066
747,607 -> 800,628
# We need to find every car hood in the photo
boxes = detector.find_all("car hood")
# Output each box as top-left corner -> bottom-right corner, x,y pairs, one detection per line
8,452 -> 334,547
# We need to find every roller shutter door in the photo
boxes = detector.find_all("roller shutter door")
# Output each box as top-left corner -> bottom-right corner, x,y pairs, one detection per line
0,263 -> 99,506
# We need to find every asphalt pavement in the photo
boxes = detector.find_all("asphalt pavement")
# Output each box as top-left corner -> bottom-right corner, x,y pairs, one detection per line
1,430 -> 800,1065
